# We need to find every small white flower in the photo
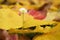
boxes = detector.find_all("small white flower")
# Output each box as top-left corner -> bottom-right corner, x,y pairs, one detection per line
19,8 -> 27,13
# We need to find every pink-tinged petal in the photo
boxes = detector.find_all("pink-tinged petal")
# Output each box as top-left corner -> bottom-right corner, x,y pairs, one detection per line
10,34 -> 18,40
29,10 -> 37,16
28,10 -> 47,20
34,15 -> 46,20
0,29 -> 10,40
